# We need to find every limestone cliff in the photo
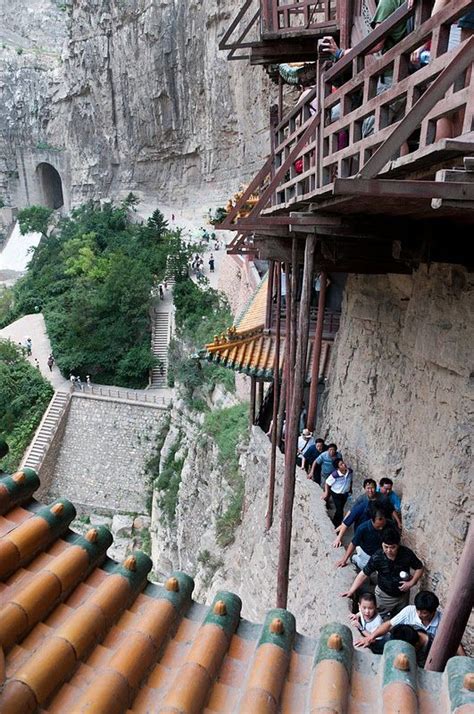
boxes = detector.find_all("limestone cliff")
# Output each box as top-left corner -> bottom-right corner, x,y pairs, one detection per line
151,404 -> 354,635
322,263 -> 473,634
0,0 -> 272,209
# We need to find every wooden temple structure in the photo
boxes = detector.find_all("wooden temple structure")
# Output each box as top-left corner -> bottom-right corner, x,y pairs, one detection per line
209,0 -> 474,671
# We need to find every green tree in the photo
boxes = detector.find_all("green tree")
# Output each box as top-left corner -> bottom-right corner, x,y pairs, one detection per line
147,209 -> 168,238
0,339 -> 53,471
18,205 -> 53,238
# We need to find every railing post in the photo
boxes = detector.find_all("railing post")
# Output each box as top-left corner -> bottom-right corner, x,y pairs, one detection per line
261,0 -> 273,33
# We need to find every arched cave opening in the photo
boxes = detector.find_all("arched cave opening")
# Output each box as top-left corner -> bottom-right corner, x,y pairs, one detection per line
36,162 -> 64,209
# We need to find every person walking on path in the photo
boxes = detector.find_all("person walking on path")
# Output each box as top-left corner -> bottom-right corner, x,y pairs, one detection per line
47,354 -> 54,372
34,358 -> 40,370
209,254 -> 215,273
25,337 -> 32,356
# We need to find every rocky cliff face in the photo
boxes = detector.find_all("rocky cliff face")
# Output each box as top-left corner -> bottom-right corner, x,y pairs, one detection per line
151,403 -> 354,634
0,0 -> 272,209
322,263 -> 473,620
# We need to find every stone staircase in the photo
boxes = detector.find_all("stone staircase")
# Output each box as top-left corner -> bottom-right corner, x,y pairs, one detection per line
150,310 -> 170,388
21,390 -> 70,470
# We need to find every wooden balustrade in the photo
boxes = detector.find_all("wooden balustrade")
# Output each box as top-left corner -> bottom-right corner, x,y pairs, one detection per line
321,0 -> 474,185
271,305 -> 341,337
262,0 -> 338,37
263,0 -> 474,212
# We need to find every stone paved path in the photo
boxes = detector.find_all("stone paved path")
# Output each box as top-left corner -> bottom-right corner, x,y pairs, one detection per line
0,313 -> 70,389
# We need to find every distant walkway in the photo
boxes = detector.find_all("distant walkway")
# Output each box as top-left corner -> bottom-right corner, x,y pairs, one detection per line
0,313 -> 70,389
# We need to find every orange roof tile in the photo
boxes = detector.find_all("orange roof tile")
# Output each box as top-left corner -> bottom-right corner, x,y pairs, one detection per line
0,468 -> 471,714
202,276 -> 336,381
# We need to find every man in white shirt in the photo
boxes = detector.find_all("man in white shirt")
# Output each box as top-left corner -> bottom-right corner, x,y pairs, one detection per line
356,590 -> 442,646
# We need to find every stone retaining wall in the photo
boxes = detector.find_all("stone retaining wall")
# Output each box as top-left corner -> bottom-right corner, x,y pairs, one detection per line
43,395 -> 167,515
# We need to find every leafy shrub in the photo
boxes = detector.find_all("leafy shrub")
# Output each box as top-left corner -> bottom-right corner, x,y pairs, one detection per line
154,436 -> 186,523
0,340 -> 53,471
170,278 -> 235,405
203,403 -> 249,546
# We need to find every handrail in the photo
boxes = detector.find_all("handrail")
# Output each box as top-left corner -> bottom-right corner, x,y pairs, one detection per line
221,0 -> 474,228
262,0 -> 337,36
75,384 -> 168,406
324,2 -> 413,83
359,36 -> 474,177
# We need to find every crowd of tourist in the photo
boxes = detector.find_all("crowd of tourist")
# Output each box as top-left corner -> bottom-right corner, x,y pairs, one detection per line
295,427 -> 465,665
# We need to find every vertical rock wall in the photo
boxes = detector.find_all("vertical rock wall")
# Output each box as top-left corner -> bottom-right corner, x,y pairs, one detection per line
1,0 -> 273,209
322,264 -> 473,610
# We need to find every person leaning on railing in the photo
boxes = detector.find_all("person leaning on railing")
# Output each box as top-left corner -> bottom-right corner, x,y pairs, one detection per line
319,0 -> 415,153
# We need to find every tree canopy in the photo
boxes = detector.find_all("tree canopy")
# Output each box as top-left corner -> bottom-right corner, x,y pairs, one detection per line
0,340 -> 53,472
5,201 -> 192,387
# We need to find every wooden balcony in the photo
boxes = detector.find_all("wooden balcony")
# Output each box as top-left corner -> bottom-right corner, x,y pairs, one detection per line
260,0 -> 338,39
219,0 -> 340,64
271,304 -> 341,338
222,0 -> 474,246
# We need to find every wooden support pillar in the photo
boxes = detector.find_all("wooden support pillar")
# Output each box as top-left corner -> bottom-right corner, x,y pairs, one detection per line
266,262 -> 281,531
276,236 -> 316,609
265,260 -> 275,329
425,523 -> 474,672
249,377 -> 256,426
288,238 -> 298,402
277,262 -> 291,446
257,380 -> 264,416
307,268 -> 327,433
278,75 -> 283,123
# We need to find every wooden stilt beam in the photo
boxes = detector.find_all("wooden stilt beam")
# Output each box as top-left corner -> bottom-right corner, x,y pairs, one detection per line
265,260 -> 275,330
307,268 -> 327,432
425,523 -> 474,672
266,262 -> 282,531
257,380 -> 264,416
249,377 -> 256,426
278,262 -> 291,448
289,238 -> 298,402
277,236 -> 316,609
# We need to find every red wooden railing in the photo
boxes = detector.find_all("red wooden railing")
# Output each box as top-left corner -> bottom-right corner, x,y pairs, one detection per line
225,0 -> 474,222
261,0 -> 338,36
272,305 -> 341,338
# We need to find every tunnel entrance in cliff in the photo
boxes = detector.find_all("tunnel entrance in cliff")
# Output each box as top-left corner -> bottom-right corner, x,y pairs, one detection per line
36,162 -> 64,209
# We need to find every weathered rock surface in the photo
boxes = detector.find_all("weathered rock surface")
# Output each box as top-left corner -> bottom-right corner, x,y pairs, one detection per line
152,411 -> 355,634
322,263 -> 473,638
0,0 -> 272,210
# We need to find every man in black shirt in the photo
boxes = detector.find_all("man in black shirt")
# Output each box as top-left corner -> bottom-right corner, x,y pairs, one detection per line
341,528 -> 423,617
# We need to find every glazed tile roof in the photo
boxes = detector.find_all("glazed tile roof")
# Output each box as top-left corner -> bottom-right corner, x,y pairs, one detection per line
203,276 -> 333,381
0,467 -> 472,713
